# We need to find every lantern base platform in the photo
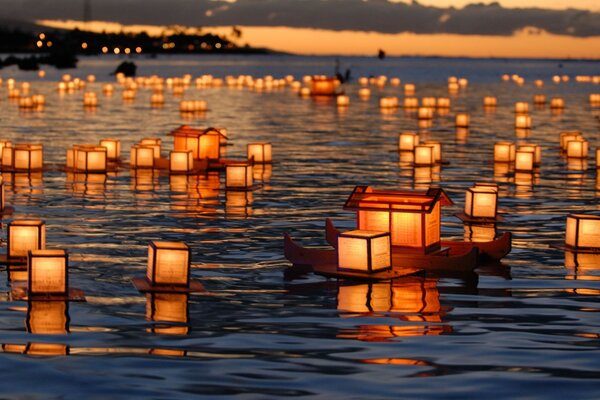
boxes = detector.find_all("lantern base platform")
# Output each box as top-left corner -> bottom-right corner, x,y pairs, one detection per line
10,282 -> 86,302
0,254 -> 27,267
132,277 -> 206,293
550,245 -> 600,254
313,263 -> 422,281
0,206 -> 15,217
455,212 -> 505,224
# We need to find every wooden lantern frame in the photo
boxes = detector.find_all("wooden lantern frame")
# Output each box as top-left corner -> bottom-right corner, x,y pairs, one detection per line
27,249 -> 68,297
247,143 -> 272,164
169,150 -> 194,174
7,219 -> 46,259
75,146 -> 108,173
226,163 -> 254,190
337,230 -> 392,273
147,241 -> 191,288
565,214 -> 600,251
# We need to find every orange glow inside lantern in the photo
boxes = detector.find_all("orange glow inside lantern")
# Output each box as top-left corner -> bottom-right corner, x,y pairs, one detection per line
494,142 -> 516,162
514,102 -> 529,113
437,97 -> 450,108
146,293 -> 189,335
515,114 -> 532,129
28,249 -> 68,296
565,214 -> 600,250
8,219 -> 46,258
247,143 -> 272,164
464,187 -> 498,219
518,144 -> 541,165
422,97 -> 436,107
169,150 -> 194,173
310,76 -> 339,96
358,88 -> 370,99
130,145 -> 155,169
76,146 -> 107,173
551,97 -> 565,109
26,301 -> 68,334
99,139 -> 121,160
414,145 -> 435,166
533,94 -> 546,105
226,163 -> 253,189
346,186 -> 451,254
515,149 -> 535,171
399,132 -> 419,151
566,139 -> 588,158
455,113 -> 469,127
336,95 -> 349,106
423,141 -> 442,163
403,97 -> 418,108
404,83 -> 415,95
337,230 -> 391,273
417,107 -> 433,120
560,132 -> 583,151
139,138 -> 161,159
483,96 -> 497,107
147,241 -> 190,286
0,140 -> 12,161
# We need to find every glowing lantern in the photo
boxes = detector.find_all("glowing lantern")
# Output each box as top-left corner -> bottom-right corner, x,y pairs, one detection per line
458,78 -> 468,88
455,113 -> 470,128
399,132 -> 419,152
494,142 -> 516,162
518,144 -> 541,165
565,214 -> 600,250
380,97 -> 398,109
550,97 -> 565,109
589,94 -> 600,106
414,145 -> 435,166
169,126 -> 224,161
483,96 -> 497,107
464,186 -> 498,219
150,93 -> 165,105
0,140 -> 12,161
515,149 -> 535,172
422,97 -> 436,108
417,107 -> 433,120
83,92 -> 98,107
337,230 -> 391,273
514,102 -> 529,113
404,84 -> 415,96
533,94 -> 546,105
403,97 -> 418,109
99,139 -> 121,161
515,114 -> 532,129
448,82 -> 459,94
102,84 -> 114,95
390,77 -> 400,86
74,146 -> 107,173
8,219 -> 46,258
437,97 -> 450,108
247,143 -> 272,164
358,88 -> 370,99
310,76 -> 339,96
336,95 -> 350,107
18,97 -> 34,109
28,249 -> 68,296
147,241 -> 190,287
566,139 -> 588,158
169,150 -> 194,174
344,186 -> 453,253
560,132 -> 583,151
226,163 -> 253,189
130,145 -> 156,169
2,144 -> 43,172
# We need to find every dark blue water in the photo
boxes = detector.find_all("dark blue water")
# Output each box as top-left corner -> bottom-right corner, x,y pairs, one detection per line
0,55 -> 599,399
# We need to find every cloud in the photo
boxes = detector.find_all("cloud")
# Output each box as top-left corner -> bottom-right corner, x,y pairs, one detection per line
1,0 -> 599,37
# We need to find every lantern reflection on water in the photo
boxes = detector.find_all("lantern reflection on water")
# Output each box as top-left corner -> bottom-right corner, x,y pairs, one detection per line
565,214 -> 600,251
344,186 -> 452,254
146,293 -> 189,335
565,251 -> 600,281
26,301 -> 69,334
8,219 -> 45,259
464,223 -> 496,242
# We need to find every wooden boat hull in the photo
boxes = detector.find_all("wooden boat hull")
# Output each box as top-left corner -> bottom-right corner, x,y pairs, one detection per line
325,218 -> 511,262
284,233 -> 478,274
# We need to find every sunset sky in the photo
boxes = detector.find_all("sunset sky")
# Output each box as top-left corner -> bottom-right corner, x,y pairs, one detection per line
3,0 -> 600,58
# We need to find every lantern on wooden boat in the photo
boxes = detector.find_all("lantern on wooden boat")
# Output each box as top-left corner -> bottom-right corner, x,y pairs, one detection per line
455,113 -> 469,128
518,144 -> 541,165
533,94 -> 546,105
404,84 -> 415,96
515,114 -> 532,129
417,107 -> 433,120
423,141 -> 442,163
515,149 -> 535,172
130,145 -> 156,169
344,186 -> 453,254
336,95 -> 350,107
494,142 -> 516,162
464,185 -> 498,220
310,76 -> 339,96
226,163 -> 253,190
169,150 -> 194,174
514,102 -> 529,114
146,293 -> 189,335
28,249 -> 68,296
337,230 -> 391,273
26,301 -> 68,335
8,219 -> 46,258
99,139 -> 121,161
414,145 -> 435,166
76,146 -> 107,173
566,139 -> 588,159
483,96 -> 497,107
247,143 -> 272,164
147,241 -> 190,286
139,138 -> 161,159
565,214 -> 600,251
437,97 -> 450,109
2,144 -> 43,172
399,132 -> 419,152
560,132 -> 583,152
551,97 -> 565,109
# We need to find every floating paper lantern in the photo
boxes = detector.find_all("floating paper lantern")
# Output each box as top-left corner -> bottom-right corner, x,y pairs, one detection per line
455,113 -> 470,128
8,219 -> 46,258
417,107 -> 433,120
404,84 -> 415,96
448,82 -> 459,94
423,141 -> 442,163
247,143 -> 272,164
0,140 -> 12,161
336,95 -> 350,107
380,97 -> 399,109
483,96 -> 497,107
390,77 -> 400,86
83,92 -> 98,107
514,102 -> 529,114
358,88 -> 370,99
337,230 -> 391,273
533,94 -> 546,105
414,145 -> 435,166
310,76 -> 339,96
139,138 -> 161,159
565,214 -> 600,250
566,139 -> 588,158
589,94 -> 600,106
515,149 -> 535,172
358,77 -> 369,86
344,186 -> 452,253
122,89 -> 136,101
458,78 -> 468,88
130,145 -> 156,169
169,150 -> 194,174
403,97 -> 419,109
76,146 -> 107,173
2,144 -> 43,172
150,93 -> 165,105
31,94 -> 45,106
18,97 -> 34,109
170,126 -> 224,161
147,241 -> 190,286
226,163 -> 253,189
464,186 -> 498,219
560,132 -> 583,151
99,139 -> 121,161
436,97 -> 450,109
518,144 -> 541,165
103,84 -> 114,95
494,142 -> 516,162
28,249 -> 68,296
515,114 -> 532,129
550,97 -> 565,109
399,132 -> 419,152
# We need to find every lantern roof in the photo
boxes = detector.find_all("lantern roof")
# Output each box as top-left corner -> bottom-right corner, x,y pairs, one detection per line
168,125 -> 226,138
343,186 -> 453,214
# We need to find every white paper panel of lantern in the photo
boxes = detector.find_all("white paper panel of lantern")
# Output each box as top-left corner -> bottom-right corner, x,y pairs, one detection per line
337,230 -> 391,273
